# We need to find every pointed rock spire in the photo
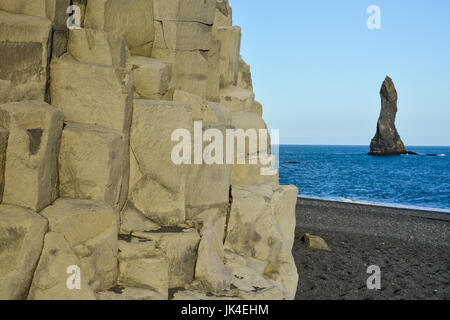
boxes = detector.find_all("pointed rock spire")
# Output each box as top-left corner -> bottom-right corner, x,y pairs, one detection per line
368,76 -> 407,155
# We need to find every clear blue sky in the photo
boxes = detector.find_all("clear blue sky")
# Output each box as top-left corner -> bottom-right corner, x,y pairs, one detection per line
230,0 -> 450,146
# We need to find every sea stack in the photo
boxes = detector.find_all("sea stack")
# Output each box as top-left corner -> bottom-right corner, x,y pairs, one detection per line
368,76 -> 407,155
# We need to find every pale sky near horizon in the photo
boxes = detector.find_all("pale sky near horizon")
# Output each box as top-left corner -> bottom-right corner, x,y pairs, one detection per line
230,0 -> 450,146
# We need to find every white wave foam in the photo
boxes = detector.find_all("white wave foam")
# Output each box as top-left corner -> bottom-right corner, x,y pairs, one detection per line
341,198 -> 450,213
300,196 -> 450,213
341,198 -> 371,205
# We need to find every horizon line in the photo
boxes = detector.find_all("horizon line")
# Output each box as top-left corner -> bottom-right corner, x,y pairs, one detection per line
274,144 -> 450,147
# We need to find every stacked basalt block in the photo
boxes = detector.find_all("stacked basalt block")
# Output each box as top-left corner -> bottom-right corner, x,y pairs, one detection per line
0,0 -> 299,300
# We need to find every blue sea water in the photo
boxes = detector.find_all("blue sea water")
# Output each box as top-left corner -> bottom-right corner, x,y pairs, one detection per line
277,145 -> 450,213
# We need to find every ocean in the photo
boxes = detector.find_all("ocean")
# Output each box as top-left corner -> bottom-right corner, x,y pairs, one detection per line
278,145 -> 450,213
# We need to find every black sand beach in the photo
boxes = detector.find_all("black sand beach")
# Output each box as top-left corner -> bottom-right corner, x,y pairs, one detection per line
293,198 -> 450,300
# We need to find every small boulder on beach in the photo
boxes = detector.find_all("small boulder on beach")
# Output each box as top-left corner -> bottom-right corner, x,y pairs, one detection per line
302,233 -> 331,251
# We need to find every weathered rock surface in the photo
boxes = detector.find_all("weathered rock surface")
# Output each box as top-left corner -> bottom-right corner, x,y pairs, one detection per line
220,86 -> 255,112
153,21 -> 212,52
129,176 -> 186,227
251,101 -> 263,117
27,232 -> 97,300
85,0 -> 155,56
68,28 -> 130,68
228,111 -> 275,185
153,0 -> 216,25
120,204 -> 161,235
0,205 -> 48,299
191,208 -> 228,242
41,199 -> 119,291
224,185 -> 299,299
237,57 -> 253,91
51,55 -> 132,210
129,99 -> 191,226
0,0 -> 300,301
207,101 -> 232,125
117,237 -> 169,299
185,159 -> 232,211
152,49 -> 209,98
195,220 -> 232,292
173,90 -> 218,122
207,40 -> 221,102
0,11 -> 52,103
50,55 -> 133,135
28,232 -> 95,300
224,251 -> 288,300
131,56 -> 170,100
0,101 -> 63,212
213,26 -> 241,88
184,122 -> 232,214
0,127 -> 7,202
42,199 -> 117,248
175,248 -> 289,299
231,111 -> 269,154
368,76 -> 407,155
151,0 -> 216,100
132,228 -> 200,289
302,233 -> 331,251
73,0 -> 88,26
0,0 -> 70,57
272,185 -> 298,251
0,0 -> 69,27
214,0 -> 233,28
59,123 -> 125,209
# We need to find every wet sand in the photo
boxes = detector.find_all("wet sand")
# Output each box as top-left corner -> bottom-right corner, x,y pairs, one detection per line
293,198 -> 450,300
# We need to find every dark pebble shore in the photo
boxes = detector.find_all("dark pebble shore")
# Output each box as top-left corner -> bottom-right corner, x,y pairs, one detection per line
293,198 -> 450,300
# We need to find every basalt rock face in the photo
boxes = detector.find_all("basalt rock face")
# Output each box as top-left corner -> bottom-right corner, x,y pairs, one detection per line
0,0 -> 299,300
368,76 -> 407,155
